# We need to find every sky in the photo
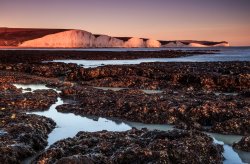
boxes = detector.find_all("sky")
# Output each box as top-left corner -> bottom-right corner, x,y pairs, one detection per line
1,0 -> 250,46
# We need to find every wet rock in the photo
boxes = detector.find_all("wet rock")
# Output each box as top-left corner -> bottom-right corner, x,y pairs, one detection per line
233,136 -> 250,152
0,50 -> 212,63
58,86 -> 182,124
34,129 -> 223,164
56,155 -> 94,164
58,85 -> 249,135
240,90 -> 250,97
0,113 -> 56,163
0,70 -> 62,85
184,100 -> 249,126
0,83 -> 21,93
0,89 -> 58,112
24,88 -> 32,91
175,121 -> 203,131
211,117 -> 250,135
1,62 -> 249,91
75,62 -> 250,91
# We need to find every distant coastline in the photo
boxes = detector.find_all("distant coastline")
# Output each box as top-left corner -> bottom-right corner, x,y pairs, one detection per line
0,27 -> 229,48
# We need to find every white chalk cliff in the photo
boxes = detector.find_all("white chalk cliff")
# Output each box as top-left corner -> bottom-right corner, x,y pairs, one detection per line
146,39 -> 161,48
161,41 -> 229,48
212,42 -> 230,47
124,38 -> 145,48
188,43 -> 208,47
19,30 -> 163,48
5,28 -> 228,48
19,30 -> 95,48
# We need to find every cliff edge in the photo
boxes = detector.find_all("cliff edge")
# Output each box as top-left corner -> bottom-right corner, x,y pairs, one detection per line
0,28 -> 229,48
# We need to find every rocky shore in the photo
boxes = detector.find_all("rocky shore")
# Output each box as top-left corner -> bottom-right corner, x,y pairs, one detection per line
0,113 -> 55,163
0,50 -> 249,163
33,129 -> 223,164
72,62 -> 249,91
0,61 -> 249,91
0,75 -> 57,163
0,50 -> 215,63
58,85 -> 250,135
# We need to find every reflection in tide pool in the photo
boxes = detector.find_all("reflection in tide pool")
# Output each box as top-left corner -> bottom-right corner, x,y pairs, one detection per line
16,84 -> 249,163
213,139 -> 243,164
14,84 -> 51,92
29,98 -> 131,146
13,84 -> 61,93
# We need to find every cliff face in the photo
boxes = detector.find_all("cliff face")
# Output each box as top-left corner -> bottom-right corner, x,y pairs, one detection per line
161,41 -> 229,48
0,28 -> 68,46
146,39 -> 161,48
0,28 -> 229,48
19,32 -> 161,48
19,30 -> 95,48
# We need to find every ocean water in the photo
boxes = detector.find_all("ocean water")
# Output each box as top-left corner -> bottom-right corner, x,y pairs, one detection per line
48,47 -> 250,68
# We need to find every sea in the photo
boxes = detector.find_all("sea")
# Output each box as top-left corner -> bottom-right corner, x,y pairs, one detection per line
42,47 -> 250,67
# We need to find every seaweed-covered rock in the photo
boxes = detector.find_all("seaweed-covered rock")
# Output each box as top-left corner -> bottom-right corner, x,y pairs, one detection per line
0,50 -> 212,63
0,89 -> 58,112
1,61 -> 249,91
0,113 -> 56,163
58,85 -> 249,135
34,129 -> 223,164
211,117 -> 250,135
233,136 -> 250,152
0,83 -> 21,94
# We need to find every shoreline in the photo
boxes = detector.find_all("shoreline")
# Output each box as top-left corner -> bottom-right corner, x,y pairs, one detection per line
0,50 -> 249,163
0,49 -> 215,63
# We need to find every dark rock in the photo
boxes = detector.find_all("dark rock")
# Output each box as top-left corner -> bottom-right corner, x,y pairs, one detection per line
0,89 -> 58,112
233,136 -> 250,152
0,61 -> 249,91
34,129 -> 224,164
57,85 -> 249,135
0,113 -> 56,163
56,155 -> 94,164
211,117 -> 250,135
0,50 -> 212,63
